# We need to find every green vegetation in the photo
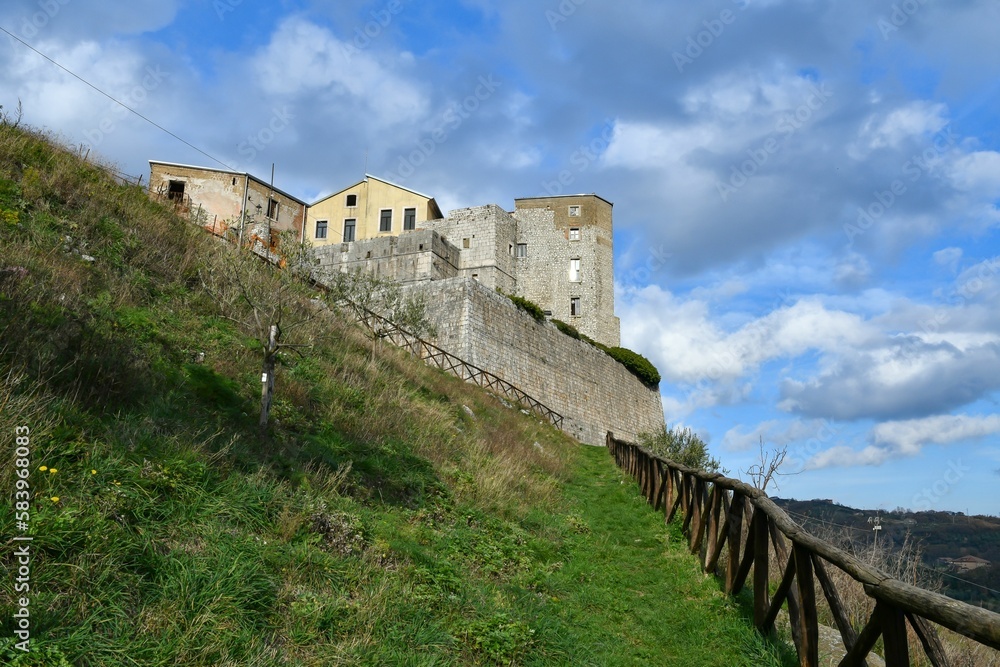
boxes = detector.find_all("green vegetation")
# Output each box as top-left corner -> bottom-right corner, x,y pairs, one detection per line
549,318 -> 580,340
503,292 -> 546,323
553,323 -> 661,390
639,425 -> 722,473
0,123 -> 788,665
603,346 -> 661,388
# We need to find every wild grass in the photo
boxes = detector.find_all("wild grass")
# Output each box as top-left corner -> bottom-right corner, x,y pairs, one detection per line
1,123 -> 791,665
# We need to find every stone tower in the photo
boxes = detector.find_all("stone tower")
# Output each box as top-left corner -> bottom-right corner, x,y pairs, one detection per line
512,194 -> 620,347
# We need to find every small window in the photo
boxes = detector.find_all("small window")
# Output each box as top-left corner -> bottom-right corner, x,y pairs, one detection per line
346,194 -> 358,207
379,209 -> 392,232
569,258 -> 581,282
404,207 -> 416,231
232,177 -> 237,186
267,198 -> 279,220
315,220 -> 328,240
463,238 -> 470,249
568,205 -> 581,217
343,218 -> 356,242
570,297 -> 581,316
515,243 -> 527,258
472,274 -> 479,281
167,180 -> 185,201
543,310 -> 552,317
569,227 -> 580,241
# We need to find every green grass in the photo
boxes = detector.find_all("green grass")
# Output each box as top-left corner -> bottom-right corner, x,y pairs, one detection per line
0,123 -> 792,665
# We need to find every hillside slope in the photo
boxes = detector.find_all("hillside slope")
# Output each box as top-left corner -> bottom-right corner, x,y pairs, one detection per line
0,124 -> 791,666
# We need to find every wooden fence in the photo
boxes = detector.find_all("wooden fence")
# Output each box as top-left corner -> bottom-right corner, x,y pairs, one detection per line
606,432 -> 1000,667
347,302 -> 564,431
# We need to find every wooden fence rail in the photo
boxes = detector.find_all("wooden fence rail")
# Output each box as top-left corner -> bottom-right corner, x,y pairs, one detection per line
606,432 -> 1000,667
348,303 -> 564,430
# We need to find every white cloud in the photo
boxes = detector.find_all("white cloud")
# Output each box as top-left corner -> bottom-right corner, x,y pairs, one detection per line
619,285 -> 871,387
806,414 -> 1000,469
948,151 -> 1000,193
723,419 -> 833,452
848,102 -> 948,159
933,247 -> 963,272
251,17 -> 428,127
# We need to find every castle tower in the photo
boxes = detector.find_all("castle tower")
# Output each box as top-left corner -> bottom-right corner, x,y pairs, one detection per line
512,195 -> 620,348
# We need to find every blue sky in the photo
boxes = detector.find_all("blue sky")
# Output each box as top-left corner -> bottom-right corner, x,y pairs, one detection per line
3,0 -> 1000,515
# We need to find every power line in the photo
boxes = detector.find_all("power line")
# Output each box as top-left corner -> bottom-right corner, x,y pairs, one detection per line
0,25 -> 235,171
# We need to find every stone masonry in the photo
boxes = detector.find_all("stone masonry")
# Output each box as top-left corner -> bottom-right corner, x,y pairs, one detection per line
408,277 -> 664,447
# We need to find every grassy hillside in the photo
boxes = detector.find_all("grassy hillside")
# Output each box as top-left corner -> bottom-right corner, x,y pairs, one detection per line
0,123 -> 791,666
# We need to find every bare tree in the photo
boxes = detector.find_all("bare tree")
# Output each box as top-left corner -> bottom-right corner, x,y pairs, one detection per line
743,436 -> 793,492
199,228 -> 317,432
315,266 -> 434,359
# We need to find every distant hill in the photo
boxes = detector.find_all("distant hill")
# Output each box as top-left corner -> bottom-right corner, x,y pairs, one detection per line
772,498 -> 1000,612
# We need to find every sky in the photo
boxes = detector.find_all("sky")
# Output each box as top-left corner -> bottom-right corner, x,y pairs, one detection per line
3,0 -> 1000,516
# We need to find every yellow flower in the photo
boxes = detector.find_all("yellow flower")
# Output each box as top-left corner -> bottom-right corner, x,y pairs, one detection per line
39,465 -> 48,472
49,468 -> 57,474
50,497 -> 60,503
91,470 -> 97,475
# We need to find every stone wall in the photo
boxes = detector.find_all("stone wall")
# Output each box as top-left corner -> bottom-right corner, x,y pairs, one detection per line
311,229 -> 460,283
423,205 -> 517,294
408,277 -> 664,446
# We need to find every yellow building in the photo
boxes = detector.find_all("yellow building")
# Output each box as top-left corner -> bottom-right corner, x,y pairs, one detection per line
307,174 -> 443,246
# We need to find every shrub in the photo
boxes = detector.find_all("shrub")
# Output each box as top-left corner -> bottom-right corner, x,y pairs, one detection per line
550,319 -> 580,339
639,425 -> 721,472
604,346 -> 660,388
504,293 -> 545,323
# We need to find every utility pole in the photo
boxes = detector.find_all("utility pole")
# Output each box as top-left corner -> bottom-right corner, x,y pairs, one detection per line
868,511 -> 882,549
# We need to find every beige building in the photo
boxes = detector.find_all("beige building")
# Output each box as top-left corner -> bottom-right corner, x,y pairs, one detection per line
306,174 -> 443,246
148,161 -> 307,248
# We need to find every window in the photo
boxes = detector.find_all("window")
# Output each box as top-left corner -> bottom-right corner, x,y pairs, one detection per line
570,297 -> 581,316
569,227 -> 580,241
569,258 -> 581,282
343,218 -> 356,242
379,209 -> 392,232
315,220 -> 328,240
346,193 -> 358,207
404,207 -> 416,231
463,238 -> 470,249
267,198 -> 279,220
515,243 -> 527,258
167,180 -> 185,201
568,205 -> 581,217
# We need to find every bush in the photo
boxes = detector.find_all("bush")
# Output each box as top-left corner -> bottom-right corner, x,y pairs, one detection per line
504,293 -> 545,323
550,319 -> 580,339
639,425 -> 721,472
604,346 -> 660,388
